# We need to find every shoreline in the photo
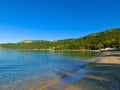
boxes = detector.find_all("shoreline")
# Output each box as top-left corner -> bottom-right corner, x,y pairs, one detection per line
65,51 -> 120,90
0,48 -> 100,52
97,51 -> 120,64
1,51 -> 120,90
37,51 -> 120,90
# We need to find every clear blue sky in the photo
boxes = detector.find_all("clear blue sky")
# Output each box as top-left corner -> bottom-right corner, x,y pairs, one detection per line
0,0 -> 120,43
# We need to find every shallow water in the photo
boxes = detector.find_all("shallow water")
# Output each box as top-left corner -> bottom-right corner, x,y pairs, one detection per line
0,49 -> 99,89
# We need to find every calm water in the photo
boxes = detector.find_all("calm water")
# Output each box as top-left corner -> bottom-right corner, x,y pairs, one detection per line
0,49 -> 100,89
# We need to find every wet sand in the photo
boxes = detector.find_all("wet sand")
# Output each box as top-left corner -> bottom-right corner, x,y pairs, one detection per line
65,51 -> 120,90
44,51 -> 120,90
98,51 -> 120,64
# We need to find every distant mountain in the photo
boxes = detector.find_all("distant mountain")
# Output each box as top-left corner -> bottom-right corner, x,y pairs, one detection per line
0,28 -> 120,50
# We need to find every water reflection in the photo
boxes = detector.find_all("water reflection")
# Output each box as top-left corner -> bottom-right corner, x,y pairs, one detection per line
59,51 -> 100,60
0,49 -> 100,88
18,49 -> 100,60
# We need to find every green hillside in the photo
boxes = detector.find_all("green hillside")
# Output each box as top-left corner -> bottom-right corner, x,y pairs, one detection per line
0,28 -> 120,50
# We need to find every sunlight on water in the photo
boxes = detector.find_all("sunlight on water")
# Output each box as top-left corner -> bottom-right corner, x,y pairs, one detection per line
0,49 -> 100,89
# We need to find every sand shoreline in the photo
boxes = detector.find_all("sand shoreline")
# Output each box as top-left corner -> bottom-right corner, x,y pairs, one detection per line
23,51 -> 120,90
97,51 -> 120,64
65,51 -> 120,90
1,51 -> 120,90
44,51 -> 120,90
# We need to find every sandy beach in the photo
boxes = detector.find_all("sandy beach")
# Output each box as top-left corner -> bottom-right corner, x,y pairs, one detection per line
64,51 -> 120,90
98,51 -> 120,64
19,51 -> 120,90
1,51 -> 120,90
41,51 -> 120,90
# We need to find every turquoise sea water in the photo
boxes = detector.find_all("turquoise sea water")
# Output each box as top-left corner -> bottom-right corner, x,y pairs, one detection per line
0,49 -> 100,89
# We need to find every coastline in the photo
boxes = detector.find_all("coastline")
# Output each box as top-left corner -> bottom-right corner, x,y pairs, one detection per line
97,51 -> 120,64
34,49 -> 100,52
37,51 -> 120,90
0,48 -> 100,52
65,51 -> 120,90
1,51 -> 120,90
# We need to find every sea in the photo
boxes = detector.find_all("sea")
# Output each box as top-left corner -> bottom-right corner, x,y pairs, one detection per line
0,49 -> 100,90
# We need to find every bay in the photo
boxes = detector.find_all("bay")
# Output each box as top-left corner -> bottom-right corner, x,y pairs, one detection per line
0,49 -> 100,89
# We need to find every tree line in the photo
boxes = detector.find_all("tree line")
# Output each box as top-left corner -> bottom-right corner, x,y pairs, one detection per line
0,28 -> 120,50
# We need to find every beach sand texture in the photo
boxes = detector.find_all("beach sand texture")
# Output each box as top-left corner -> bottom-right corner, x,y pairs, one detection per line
45,51 -> 120,90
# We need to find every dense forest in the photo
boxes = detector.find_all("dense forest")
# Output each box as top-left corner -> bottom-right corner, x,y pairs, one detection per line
0,28 -> 120,50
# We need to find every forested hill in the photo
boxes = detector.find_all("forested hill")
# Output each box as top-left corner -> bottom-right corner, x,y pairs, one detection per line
0,28 -> 120,50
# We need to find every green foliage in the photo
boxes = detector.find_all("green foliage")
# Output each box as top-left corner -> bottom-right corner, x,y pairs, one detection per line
0,28 -> 120,50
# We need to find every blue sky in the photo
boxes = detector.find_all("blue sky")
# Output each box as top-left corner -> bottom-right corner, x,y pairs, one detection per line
0,0 -> 120,43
